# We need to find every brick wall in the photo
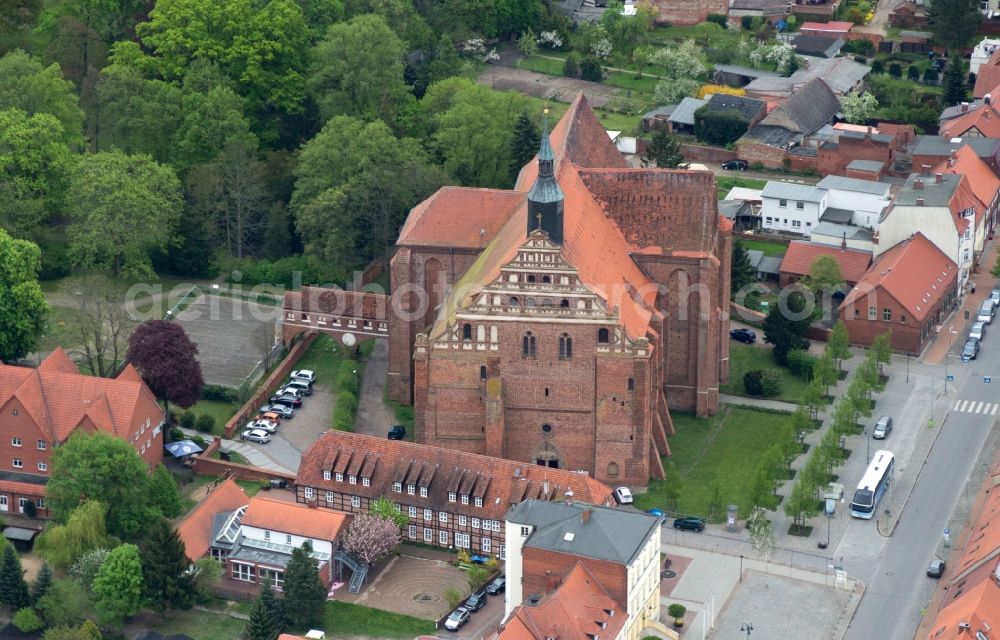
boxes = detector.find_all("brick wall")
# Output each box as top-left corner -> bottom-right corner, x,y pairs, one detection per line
223,333 -> 317,439
787,152 -> 818,173
818,136 -> 893,177
193,438 -> 298,484
521,546 -> 628,611
645,0 -> 728,25
736,141 -> 789,169
839,285 -> 953,354
681,144 -> 736,163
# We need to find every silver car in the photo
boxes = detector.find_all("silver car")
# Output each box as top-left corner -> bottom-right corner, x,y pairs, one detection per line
245,419 -> 278,434
970,321 -> 986,342
241,429 -> 272,444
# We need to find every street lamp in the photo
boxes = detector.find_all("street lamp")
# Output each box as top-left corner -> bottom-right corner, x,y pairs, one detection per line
353,368 -> 358,390
863,426 -> 870,465
739,554 -> 744,583
741,623 -> 754,637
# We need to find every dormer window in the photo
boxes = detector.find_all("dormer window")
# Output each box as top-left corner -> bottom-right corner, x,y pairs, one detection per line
362,477 -> 370,487
392,482 -> 402,493
323,470 -> 331,480
461,494 -> 469,505
408,484 -> 416,495
474,497 -> 483,507
420,487 -> 428,498
264,531 -> 270,541
449,492 -> 457,502
336,472 -> 344,482
349,475 -> 357,485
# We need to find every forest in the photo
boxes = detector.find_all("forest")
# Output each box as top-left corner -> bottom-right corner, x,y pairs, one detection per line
0,0 -> 572,286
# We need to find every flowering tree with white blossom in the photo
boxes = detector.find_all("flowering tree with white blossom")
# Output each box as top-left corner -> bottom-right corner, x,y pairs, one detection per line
342,513 -> 402,566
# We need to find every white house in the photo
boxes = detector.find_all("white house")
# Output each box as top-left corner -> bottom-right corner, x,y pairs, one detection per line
877,172 -> 979,297
815,175 -> 892,229
760,182 -> 828,234
972,38 -> 1000,74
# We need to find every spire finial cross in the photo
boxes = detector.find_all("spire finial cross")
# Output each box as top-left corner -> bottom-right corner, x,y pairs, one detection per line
535,211 -> 543,230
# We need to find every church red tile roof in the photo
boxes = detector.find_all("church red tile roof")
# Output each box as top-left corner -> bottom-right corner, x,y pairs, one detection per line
176,478 -> 249,561
497,563 -> 626,640
0,348 -> 163,444
841,233 -> 955,322
974,66 -> 1000,98
780,241 -> 872,283
417,93 -> 721,343
397,187 -> 526,249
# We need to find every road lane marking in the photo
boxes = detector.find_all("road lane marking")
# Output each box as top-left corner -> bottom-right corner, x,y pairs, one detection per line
957,400 -> 968,412
976,402 -> 986,414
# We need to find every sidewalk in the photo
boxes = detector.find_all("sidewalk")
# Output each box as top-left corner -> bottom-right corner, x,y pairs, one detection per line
176,427 -> 296,475
719,394 -> 799,413
923,239 -> 1000,364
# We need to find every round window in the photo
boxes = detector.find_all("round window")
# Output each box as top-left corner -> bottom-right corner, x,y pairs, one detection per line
541,424 -> 553,434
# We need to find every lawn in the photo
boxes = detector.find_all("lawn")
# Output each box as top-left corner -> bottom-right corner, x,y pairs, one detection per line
319,601 -> 436,638
294,334 -> 350,386
649,24 -> 747,49
146,608 -> 247,640
187,399 -> 240,434
736,238 -> 787,258
715,175 -> 766,200
635,406 -> 798,519
721,342 -> 810,403
38,305 -> 87,352
517,54 -> 566,76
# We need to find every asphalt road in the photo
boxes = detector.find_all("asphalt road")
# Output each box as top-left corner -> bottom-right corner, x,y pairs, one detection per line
844,323 -> 998,640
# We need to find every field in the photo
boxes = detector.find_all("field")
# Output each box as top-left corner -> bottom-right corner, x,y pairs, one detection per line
636,407 -> 797,518
721,343 -> 810,403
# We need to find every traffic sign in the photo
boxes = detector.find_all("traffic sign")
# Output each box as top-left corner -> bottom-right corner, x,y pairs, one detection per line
944,528 -> 950,535
946,374 -> 955,381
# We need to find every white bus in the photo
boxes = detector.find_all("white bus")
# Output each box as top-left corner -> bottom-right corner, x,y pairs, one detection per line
850,450 -> 894,519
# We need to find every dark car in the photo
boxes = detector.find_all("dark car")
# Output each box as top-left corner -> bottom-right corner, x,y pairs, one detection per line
464,592 -> 487,612
259,404 -> 294,419
722,159 -> 748,171
486,576 -> 506,595
962,338 -> 980,361
270,394 -> 303,408
730,328 -> 756,344
673,516 -> 706,532
388,425 -> 406,440
927,559 -> 945,578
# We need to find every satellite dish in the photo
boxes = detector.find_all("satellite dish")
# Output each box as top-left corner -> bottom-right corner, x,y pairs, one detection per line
342,333 -> 357,347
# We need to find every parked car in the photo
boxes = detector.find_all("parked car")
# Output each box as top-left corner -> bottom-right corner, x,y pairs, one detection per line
978,299 -> 996,325
730,328 -> 756,344
245,419 -> 278,434
258,410 -> 285,423
388,425 -> 406,440
444,608 -> 470,631
464,592 -> 487,613
259,405 -> 294,419
485,576 -> 506,595
872,415 -> 892,440
962,338 -> 980,360
970,321 -> 986,342
275,386 -> 305,399
991,287 -> 1000,304
613,486 -> 633,504
673,516 -> 706,532
270,394 -> 303,408
722,159 -> 748,171
291,369 -> 316,383
646,508 -> 665,518
927,558 -> 946,578
284,378 -> 313,395
241,429 -> 272,444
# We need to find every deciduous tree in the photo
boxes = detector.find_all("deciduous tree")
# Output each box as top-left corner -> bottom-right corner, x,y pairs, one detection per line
60,275 -> 134,378
370,496 -> 408,529
0,229 -> 48,363
41,620 -> 102,640
127,320 -> 204,418
827,321 -> 851,370
66,150 -> 182,277
140,519 -> 193,611
282,543 -> 326,628
0,50 -> 84,145
47,432 -> 155,539
36,578 -> 91,627
342,513 -> 402,566
871,330 -> 892,375
762,288 -> 811,365
747,506 -> 775,561
92,543 -> 143,627
68,548 -> 109,589
839,90 -> 878,124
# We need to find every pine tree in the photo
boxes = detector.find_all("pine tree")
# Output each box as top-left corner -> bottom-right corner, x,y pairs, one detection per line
0,546 -> 30,611
30,562 -> 51,605
730,239 -> 756,293
140,519 -> 194,611
244,583 -> 282,640
927,0 -> 981,50
642,129 -> 688,168
282,543 -> 326,628
943,55 -> 967,106
508,113 -> 540,184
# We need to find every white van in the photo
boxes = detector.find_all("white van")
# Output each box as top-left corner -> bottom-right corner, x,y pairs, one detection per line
979,299 -> 996,325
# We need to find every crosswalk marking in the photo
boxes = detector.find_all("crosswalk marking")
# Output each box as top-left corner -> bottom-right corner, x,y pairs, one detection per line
953,400 -> 1000,415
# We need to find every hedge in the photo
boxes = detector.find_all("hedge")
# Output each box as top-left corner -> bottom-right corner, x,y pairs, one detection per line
203,384 -> 239,403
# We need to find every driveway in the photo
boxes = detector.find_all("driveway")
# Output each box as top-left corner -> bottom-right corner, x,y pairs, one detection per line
477,66 -> 618,108
354,339 -> 397,438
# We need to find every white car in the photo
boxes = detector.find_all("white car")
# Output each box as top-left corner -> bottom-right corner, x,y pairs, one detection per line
241,429 -> 272,444
443,608 -> 470,631
970,321 -> 986,342
245,419 -> 278,434
276,386 -> 305,399
291,369 -> 316,383
613,486 -> 633,504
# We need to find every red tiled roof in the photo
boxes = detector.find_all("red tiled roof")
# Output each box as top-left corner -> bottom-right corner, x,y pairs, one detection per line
926,577 -> 1000,640
974,66 -> 1000,98
950,173 -> 985,232
283,286 -> 386,321
0,351 -> 163,444
397,187 -> 526,249
176,478 -> 249,561
934,145 -> 1000,226
498,563 -> 626,640
242,494 -> 351,542
296,431 -> 614,524
940,101 -> 1000,138
779,241 -> 872,283
801,21 -> 853,32
841,232 -> 956,322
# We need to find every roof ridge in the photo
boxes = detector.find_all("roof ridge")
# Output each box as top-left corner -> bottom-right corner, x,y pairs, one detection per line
25,370 -> 56,441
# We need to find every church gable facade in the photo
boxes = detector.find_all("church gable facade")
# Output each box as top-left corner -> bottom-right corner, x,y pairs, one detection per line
388,94 -> 731,486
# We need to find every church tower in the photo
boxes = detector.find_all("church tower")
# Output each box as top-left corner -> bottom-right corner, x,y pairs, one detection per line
526,116 -> 564,244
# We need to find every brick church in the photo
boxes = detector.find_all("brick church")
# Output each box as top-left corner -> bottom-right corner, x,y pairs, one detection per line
387,95 -> 731,486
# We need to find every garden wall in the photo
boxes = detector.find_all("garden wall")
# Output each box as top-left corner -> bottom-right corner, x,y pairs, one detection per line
222,332 -> 318,439
681,143 -> 736,163
192,437 -> 298,484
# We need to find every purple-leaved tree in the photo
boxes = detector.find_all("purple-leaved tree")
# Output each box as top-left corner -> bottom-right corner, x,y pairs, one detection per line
342,513 -> 402,566
126,320 -> 204,422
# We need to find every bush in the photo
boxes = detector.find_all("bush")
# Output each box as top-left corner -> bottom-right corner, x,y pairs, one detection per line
854,55 -> 867,64
180,412 -> 196,429
707,14 -> 728,28
786,349 -> 817,380
13,609 -> 44,633
580,56 -> 603,81
888,63 -> 902,78
202,384 -> 239,403
190,435 -> 206,448
219,255 -> 345,289
443,587 -> 463,609
668,603 -> 687,619
842,39 -> 874,56
741,15 -> 753,30
37,236 -> 73,281
694,106 -> 748,145
743,369 -> 764,395
332,391 -> 357,431
335,361 -> 359,395
760,370 -> 783,397
923,67 -> 939,84
196,414 -> 216,433
563,53 -> 581,78
907,65 -> 920,81
169,427 -> 184,442
468,566 -> 491,590
871,59 -> 884,74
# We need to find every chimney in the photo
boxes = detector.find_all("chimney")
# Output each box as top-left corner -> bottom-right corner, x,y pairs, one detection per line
865,125 -> 872,140
582,509 -> 592,524
917,197 -> 925,206
921,164 -> 931,175
842,232 -> 848,250
914,178 -> 924,190
951,149 -> 958,159
962,102 -> 969,113
987,93 -> 993,106
936,172 -> 943,183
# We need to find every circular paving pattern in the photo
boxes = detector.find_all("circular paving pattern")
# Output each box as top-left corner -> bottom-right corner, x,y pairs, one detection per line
661,569 -> 678,579
362,557 -> 469,619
